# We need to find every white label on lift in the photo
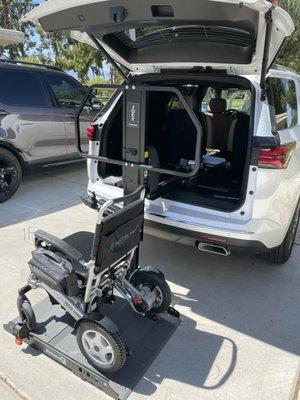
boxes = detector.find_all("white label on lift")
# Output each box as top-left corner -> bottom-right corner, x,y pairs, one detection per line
127,102 -> 140,128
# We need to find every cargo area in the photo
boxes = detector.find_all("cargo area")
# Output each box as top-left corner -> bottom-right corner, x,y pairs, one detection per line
98,75 -> 253,212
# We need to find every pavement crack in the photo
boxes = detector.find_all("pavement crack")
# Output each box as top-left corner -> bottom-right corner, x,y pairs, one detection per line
0,371 -> 30,400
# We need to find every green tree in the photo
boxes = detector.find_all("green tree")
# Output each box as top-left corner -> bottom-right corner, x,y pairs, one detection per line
276,0 -> 300,72
36,28 -> 104,82
0,0 -> 36,59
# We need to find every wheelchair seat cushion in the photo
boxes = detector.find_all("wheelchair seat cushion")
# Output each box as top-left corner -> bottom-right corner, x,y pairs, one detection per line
63,231 -> 94,261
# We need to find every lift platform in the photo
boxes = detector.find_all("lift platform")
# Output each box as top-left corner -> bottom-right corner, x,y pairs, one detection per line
4,297 -> 180,400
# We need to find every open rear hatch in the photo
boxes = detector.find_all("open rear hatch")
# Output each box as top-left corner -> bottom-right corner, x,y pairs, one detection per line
22,0 -> 294,77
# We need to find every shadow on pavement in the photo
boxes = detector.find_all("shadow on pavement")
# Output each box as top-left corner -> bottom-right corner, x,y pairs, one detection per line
135,317 -> 237,395
140,235 -> 300,357
129,235 -> 300,395
0,164 -> 86,228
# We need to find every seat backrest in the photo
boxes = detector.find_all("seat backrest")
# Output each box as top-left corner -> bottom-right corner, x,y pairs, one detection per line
231,114 -> 250,176
147,145 -> 160,194
206,98 -> 237,155
93,199 -> 144,271
166,96 -> 206,165
167,109 -> 196,164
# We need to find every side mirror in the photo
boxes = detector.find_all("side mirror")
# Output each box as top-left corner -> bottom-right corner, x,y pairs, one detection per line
91,97 -> 103,112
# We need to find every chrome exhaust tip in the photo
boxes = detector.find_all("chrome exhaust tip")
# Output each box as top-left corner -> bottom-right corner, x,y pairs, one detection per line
196,241 -> 231,257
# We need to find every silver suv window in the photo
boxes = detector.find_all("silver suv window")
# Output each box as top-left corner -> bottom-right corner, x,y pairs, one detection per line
268,78 -> 298,131
0,69 -> 48,107
45,74 -> 86,108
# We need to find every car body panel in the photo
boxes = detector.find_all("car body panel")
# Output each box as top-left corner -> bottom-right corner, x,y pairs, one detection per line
0,65 -> 67,163
39,71 -> 93,157
0,105 -> 68,164
0,63 -> 90,167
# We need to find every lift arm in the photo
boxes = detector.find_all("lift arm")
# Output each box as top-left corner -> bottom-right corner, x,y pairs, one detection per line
75,84 -> 203,179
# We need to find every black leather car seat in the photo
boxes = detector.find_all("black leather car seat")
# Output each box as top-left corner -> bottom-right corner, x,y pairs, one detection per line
205,98 -> 238,157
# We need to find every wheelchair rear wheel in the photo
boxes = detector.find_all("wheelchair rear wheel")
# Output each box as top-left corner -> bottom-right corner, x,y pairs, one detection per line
130,270 -> 172,314
76,321 -> 126,374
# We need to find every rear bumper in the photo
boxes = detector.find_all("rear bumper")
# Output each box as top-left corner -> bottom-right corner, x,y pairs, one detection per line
144,219 -> 268,255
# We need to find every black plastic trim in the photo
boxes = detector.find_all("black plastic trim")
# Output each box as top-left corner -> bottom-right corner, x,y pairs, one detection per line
144,220 -> 268,255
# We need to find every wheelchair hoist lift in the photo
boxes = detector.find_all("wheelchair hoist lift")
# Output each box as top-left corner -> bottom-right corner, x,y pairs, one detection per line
4,80 -> 203,399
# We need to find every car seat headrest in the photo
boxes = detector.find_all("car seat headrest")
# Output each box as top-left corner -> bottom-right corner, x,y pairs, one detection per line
209,98 -> 227,114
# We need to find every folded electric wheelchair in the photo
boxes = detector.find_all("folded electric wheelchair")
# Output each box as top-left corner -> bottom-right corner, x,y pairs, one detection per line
15,186 -> 178,373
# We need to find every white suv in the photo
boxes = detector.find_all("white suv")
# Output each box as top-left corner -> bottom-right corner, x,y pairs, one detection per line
24,0 -> 300,264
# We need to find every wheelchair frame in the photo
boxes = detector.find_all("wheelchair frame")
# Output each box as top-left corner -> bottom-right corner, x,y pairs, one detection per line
22,186 -> 156,321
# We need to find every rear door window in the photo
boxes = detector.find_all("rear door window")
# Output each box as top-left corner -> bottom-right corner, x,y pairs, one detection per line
221,89 -> 251,115
267,78 -> 298,131
201,87 -> 216,112
44,74 -> 86,108
0,69 -> 48,107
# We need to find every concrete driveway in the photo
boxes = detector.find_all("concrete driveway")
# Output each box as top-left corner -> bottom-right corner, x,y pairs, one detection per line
0,166 -> 299,400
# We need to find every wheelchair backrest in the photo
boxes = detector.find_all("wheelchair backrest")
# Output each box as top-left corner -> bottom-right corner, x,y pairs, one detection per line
93,199 -> 144,271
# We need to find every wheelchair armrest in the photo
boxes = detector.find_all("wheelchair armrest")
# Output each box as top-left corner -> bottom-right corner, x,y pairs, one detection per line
35,230 -> 84,263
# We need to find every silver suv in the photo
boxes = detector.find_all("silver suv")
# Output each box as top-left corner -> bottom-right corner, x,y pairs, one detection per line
0,60 -> 100,203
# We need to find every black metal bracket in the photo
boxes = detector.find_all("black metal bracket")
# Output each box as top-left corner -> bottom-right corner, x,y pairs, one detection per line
260,7 -> 275,101
17,285 -> 32,320
167,307 -> 180,319
75,84 -> 203,179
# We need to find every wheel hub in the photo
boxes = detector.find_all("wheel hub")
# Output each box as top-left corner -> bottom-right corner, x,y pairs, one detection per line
0,163 -> 17,192
82,330 -> 115,367
138,284 -> 163,308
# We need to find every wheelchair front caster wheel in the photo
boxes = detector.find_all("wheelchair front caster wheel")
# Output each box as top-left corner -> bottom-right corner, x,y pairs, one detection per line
130,270 -> 172,314
76,321 -> 126,374
20,300 -> 36,331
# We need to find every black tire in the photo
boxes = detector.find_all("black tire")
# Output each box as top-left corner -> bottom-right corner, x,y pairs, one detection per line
20,300 -> 37,331
0,148 -> 22,203
130,270 -> 172,314
76,321 -> 126,374
262,200 -> 300,264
